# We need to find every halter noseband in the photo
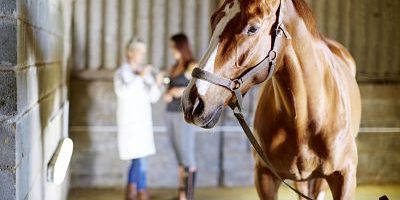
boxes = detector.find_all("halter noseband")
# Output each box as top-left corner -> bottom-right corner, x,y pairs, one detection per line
192,0 -> 291,113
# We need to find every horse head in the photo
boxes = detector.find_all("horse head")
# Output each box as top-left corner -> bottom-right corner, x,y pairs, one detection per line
182,0 -> 289,128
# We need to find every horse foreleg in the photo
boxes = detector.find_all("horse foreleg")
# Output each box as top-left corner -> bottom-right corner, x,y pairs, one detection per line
295,179 -> 328,200
254,165 -> 281,200
326,167 -> 357,200
294,181 -> 309,200
311,178 -> 329,200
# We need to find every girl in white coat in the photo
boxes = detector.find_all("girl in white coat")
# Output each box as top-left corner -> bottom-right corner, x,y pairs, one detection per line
114,38 -> 161,200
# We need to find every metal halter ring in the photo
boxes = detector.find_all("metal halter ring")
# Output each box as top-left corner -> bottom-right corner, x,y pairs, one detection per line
230,79 -> 242,90
276,28 -> 284,38
268,50 -> 277,61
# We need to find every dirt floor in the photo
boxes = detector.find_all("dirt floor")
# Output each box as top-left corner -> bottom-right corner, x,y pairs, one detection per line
68,185 -> 400,200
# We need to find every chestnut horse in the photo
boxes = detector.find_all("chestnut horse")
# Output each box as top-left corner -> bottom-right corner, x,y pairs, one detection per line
182,0 -> 361,199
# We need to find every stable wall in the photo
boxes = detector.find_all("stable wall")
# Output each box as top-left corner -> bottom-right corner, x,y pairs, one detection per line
70,0 -> 400,81
0,0 -> 72,199
69,73 -> 256,188
69,80 -> 400,188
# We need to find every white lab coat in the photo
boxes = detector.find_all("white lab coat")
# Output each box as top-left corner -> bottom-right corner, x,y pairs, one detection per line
114,63 -> 161,160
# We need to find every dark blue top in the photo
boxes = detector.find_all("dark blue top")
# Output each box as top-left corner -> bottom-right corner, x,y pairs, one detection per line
166,73 -> 190,112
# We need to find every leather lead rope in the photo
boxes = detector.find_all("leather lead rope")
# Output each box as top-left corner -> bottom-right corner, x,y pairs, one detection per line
233,112 -> 313,200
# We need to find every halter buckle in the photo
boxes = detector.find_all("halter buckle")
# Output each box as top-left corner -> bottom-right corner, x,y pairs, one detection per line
230,79 -> 242,90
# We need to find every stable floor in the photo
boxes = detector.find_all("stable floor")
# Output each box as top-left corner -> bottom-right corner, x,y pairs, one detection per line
68,185 -> 400,200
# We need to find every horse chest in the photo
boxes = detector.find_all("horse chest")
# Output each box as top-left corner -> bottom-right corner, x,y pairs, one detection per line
257,121 -> 349,180
264,132 -> 322,180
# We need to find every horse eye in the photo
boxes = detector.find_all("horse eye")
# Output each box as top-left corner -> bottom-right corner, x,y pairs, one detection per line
247,25 -> 259,36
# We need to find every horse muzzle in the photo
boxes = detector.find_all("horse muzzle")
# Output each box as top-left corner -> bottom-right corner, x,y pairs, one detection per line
182,85 -> 224,129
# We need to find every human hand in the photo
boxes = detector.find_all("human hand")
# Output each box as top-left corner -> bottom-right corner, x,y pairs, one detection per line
156,72 -> 165,86
169,88 -> 185,98
164,94 -> 173,102
141,65 -> 153,76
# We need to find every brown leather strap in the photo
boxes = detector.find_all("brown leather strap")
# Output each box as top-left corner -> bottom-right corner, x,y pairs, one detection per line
192,68 -> 233,90
233,112 -> 313,200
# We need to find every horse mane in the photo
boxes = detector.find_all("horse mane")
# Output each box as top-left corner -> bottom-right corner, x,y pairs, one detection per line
291,0 -> 320,38
215,0 -> 320,37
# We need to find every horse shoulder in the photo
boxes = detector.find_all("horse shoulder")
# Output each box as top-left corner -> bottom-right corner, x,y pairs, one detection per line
323,38 -> 357,77
322,38 -> 362,137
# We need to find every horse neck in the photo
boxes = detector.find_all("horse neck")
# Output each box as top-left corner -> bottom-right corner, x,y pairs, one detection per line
268,1 -> 329,121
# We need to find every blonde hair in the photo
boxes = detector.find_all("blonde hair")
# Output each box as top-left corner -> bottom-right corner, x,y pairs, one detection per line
126,37 -> 146,54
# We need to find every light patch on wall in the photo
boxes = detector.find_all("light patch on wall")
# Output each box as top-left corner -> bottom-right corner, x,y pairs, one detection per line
47,138 -> 74,185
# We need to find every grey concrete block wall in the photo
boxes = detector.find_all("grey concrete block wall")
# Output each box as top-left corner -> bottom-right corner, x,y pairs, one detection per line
0,170 -> 16,200
0,18 -> 17,66
0,0 -> 17,67
0,0 -> 16,14
0,0 -> 72,199
0,71 -> 17,120
1,2 -> 18,199
0,123 -> 16,168
0,123 -> 17,200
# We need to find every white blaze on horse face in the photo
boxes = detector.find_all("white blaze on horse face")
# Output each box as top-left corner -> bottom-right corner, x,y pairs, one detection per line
196,0 -> 240,96
197,47 -> 218,96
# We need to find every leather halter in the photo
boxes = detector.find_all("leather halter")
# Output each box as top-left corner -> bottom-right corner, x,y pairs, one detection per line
191,1 -> 313,199
192,0 -> 291,114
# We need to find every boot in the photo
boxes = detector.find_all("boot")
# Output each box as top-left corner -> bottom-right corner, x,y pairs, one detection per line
138,190 -> 149,200
184,168 -> 197,200
176,166 -> 187,200
126,183 -> 137,200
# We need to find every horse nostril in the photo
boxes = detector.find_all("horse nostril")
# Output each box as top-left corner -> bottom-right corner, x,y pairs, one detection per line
192,96 -> 205,116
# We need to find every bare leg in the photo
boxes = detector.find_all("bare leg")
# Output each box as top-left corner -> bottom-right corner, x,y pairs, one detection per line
294,181 -> 309,200
255,165 -> 282,200
126,183 -> 137,200
137,190 -> 149,200
326,167 -> 357,200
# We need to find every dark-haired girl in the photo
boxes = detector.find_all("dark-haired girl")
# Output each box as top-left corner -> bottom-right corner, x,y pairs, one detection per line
164,33 -> 197,200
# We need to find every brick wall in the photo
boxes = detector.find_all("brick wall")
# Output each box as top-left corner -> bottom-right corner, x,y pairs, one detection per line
0,0 -> 72,199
